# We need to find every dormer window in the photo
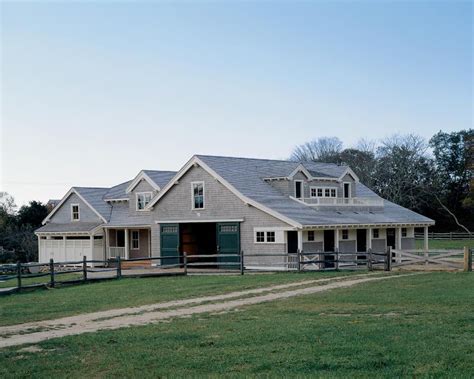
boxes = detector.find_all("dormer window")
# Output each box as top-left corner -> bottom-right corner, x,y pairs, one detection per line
192,182 -> 205,209
295,181 -> 303,199
71,204 -> 80,221
136,192 -> 152,211
310,187 -> 337,198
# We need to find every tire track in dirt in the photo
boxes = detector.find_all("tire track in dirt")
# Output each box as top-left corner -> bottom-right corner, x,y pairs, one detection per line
0,273 -> 418,348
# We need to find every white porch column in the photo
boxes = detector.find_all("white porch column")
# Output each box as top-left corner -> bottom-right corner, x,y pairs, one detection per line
297,230 -> 303,251
89,235 -> 94,262
37,235 -> 41,263
148,229 -> 152,257
63,236 -> 67,262
124,228 -> 129,259
424,226 -> 429,251
334,229 -> 340,251
367,228 -> 372,251
396,227 -> 402,250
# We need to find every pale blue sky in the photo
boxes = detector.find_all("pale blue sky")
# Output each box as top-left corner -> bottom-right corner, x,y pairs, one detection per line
1,1 -> 472,206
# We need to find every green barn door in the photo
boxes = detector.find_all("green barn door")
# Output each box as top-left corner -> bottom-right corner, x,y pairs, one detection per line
160,224 -> 180,266
216,223 -> 240,269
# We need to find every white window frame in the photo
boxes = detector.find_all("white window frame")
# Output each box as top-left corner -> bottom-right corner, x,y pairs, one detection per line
373,229 -> 379,239
310,186 -> 337,198
191,181 -> 205,210
343,182 -> 352,199
131,230 -> 140,250
401,228 -> 407,238
136,192 -> 152,211
294,180 -> 304,199
71,204 -> 80,221
307,230 -> 315,241
255,230 -> 278,244
342,229 -> 349,240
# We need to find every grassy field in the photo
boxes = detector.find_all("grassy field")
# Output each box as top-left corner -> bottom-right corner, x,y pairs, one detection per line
0,272 -> 473,378
416,238 -> 474,250
0,271 -> 355,326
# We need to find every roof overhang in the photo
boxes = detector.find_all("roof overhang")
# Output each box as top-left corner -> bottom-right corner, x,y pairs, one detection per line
146,155 -> 302,228
126,171 -> 160,193
301,222 -> 435,230
42,188 -> 108,225
338,167 -> 360,182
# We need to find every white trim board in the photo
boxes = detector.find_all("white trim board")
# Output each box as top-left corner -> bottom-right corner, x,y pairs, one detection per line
126,171 -> 160,193
146,156 -> 302,228
155,218 -> 245,224
42,188 -> 108,224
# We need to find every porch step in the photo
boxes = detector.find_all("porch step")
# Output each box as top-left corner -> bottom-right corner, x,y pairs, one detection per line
121,260 -> 152,269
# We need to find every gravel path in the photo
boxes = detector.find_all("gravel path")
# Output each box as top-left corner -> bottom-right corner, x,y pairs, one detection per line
0,273 -> 415,349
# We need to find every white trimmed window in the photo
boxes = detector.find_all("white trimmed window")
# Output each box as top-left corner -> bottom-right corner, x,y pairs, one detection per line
192,182 -> 205,209
373,229 -> 379,239
342,230 -> 349,240
255,230 -> 279,243
308,230 -> 315,241
401,228 -> 407,238
131,230 -> 139,250
71,204 -> 80,221
136,192 -> 152,211
310,187 -> 337,198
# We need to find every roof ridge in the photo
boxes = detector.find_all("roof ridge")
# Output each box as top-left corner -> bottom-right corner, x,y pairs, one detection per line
196,154 -> 344,166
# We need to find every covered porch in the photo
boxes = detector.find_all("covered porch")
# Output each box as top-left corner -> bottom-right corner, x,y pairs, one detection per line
105,227 -> 151,260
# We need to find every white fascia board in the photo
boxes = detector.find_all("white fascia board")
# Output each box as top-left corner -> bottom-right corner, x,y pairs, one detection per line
126,171 -> 160,193
146,156 -> 302,228
338,167 -> 360,182
288,164 -> 312,180
42,188 -> 107,225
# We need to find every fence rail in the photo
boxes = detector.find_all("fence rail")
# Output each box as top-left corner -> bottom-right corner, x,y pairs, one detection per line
1,246 -> 471,296
415,232 -> 473,240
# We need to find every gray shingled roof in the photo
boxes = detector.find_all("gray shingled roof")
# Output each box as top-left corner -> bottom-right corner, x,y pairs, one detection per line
73,187 -> 112,221
196,155 -> 434,226
107,203 -> 153,227
103,180 -> 131,200
143,170 -> 177,189
36,222 -> 102,233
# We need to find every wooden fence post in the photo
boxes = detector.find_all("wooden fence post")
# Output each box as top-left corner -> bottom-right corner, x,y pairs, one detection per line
385,247 -> 392,271
464,247 -> 472,272
116,256 -> 122,279
240,250 -> 244,275
83,255 -> 87,282
16,261 -> 22,291
368,249 -> 373,271
49,258 -> 55,288
183,252 -> 188,275
297,250 -> 301,272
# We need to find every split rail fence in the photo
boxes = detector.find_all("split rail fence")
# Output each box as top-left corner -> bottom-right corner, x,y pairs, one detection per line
414,232 -> 473,240
0,247 -> 471,295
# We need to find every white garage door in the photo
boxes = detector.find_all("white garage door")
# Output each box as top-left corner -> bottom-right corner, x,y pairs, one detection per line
39,239 -> 93,263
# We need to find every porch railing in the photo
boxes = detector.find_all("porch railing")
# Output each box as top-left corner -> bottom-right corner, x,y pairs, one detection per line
108,247 -> 126,259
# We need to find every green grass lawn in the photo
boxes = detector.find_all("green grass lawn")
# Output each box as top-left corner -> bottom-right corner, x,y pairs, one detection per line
0,272 -> 473,378
0,271 -> 356,327
415,238 -> 474,250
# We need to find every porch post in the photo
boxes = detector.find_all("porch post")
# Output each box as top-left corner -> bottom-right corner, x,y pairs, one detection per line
423,226 -> 429,251
334,228 -> 340,251
37,235 -> 41,263
124,228 -> 129,259
367,228 -> 372,251
63,236 -> 67,262
89,235 -> 94,262
148,229 -> 152,257
396,227 -> 402,250
297,230 -> 303,251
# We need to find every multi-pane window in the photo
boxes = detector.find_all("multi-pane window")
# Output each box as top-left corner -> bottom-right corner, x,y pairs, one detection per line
131,230 -> 139,250
71,204 -> 80,221
266,231 -> 275,242
342,230 -> 349,240
308,230 -> 315,241
256,231 -> 265,243
136,192 -> 152,210
373,229 -> 379,239
310,187 -> 337,198
401,228 -> 407,237
192,182 -> 205,209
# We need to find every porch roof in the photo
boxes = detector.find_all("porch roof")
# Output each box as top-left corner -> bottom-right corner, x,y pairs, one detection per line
35,222 -> 103,234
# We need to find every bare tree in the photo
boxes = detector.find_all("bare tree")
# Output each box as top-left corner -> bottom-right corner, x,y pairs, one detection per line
290,137 -> 343,162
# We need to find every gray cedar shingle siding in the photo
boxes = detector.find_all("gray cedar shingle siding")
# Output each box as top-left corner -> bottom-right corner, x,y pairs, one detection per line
128,179 -> 157,215
47,193 -> 103,224
150,165 -> 291,261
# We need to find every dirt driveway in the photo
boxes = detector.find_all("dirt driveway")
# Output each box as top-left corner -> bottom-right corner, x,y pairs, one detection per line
0,273 -> 417,349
